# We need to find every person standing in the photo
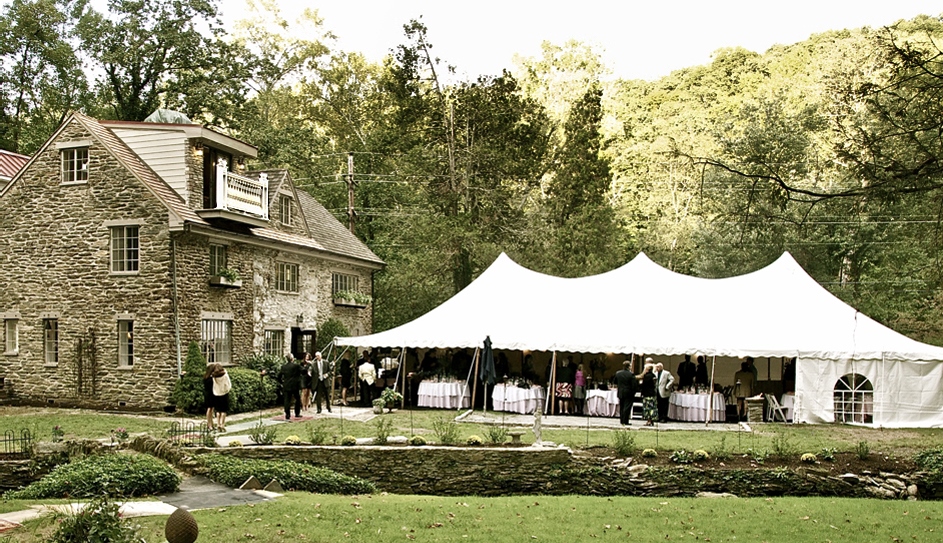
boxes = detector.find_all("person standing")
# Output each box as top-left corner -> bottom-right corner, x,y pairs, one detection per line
279,354 -> 302,420
677,354 -> 696,390
203,363 -> 217,431
555,356 -> 575,415
573,363 -> 587,415
300,353 -> 313,412
694,354 -> 709,388
339,356 -> 352,406
655,361 -> 675,423
312,351 -> 332,414
358,354 -> 377,407
614,360 -> 638,425
640,363 -> 658,426
734,361 -> 756,421
212,364 -> 232,432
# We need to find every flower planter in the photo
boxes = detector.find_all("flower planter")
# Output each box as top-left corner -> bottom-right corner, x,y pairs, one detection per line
334,297 -> 367,308
210,276 -> 242,288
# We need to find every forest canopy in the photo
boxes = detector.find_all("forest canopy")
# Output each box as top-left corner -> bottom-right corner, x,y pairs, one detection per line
2,0 -> 942,344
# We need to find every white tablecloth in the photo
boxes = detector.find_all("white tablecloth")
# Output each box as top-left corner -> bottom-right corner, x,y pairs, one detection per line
586,389 -> 619,417
668,392 -> 725,422
492,384 -> 545,414
418,381 -> 470,409
780,393 -> 795,421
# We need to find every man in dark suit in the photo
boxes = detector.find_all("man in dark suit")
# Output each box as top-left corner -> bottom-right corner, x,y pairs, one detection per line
677,354 -> 696,390
279,354 -> 302,420
312,351 -> 332,414
615,360 -> 638,425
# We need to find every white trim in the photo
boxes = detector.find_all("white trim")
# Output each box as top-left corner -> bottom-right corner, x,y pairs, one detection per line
201,311 -> 233,320
0,311 -> 20,319
39,311 -> 60,319
54,140 -> 92,150
115,312 -> 135,320
103,218 -> 146,227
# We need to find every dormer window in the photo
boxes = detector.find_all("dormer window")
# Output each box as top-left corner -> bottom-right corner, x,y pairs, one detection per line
61,147 -> 89,184
279,194 -> 292,225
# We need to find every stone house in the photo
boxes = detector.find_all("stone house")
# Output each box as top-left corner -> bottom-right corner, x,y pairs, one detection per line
0,112 -> 383,409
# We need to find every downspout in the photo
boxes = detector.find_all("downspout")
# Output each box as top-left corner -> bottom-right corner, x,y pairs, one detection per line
172,236 -> 182,377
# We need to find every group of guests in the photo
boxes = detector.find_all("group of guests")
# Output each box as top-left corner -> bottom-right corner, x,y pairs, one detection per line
550,356 -> 587,415
278,351 -> 333,420
614,357 -> 677,426
203,363 -> 231,431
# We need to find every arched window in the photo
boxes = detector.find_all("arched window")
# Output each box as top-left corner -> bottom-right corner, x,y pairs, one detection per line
833,373 -> 873,424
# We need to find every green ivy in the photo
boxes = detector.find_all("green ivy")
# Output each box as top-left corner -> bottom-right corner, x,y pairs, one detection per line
199,454 -> 375,494
5,453 -> 180,499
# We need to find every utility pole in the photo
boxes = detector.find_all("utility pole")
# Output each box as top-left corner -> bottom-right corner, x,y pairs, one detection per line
346,152 -> 356,234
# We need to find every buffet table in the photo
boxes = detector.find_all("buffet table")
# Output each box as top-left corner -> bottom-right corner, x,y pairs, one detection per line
417,381 -> 470,409
585,389 -> 619,417
780,393 -> 794,422
668,392 -> 726,422
492,384 -> 545,414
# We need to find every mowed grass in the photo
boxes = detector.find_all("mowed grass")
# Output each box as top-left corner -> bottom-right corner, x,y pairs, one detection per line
6,493 -> 943,543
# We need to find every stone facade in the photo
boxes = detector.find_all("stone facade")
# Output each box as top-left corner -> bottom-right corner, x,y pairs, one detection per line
0,114 -> 382,410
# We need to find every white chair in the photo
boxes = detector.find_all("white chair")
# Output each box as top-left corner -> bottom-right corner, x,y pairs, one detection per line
766,393 -> 787,422
631,392 -> 644,420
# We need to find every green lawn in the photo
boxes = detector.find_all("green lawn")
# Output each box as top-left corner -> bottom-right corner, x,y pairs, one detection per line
5,493 -> 942,543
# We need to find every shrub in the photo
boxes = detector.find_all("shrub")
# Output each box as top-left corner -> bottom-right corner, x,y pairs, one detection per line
316,318 -> 350,354
801,453 -> 817,463
228,441 -> 243,447
408,435 -> 426,446
51,495 -> 138,543
432,416 -> 460,445
373,417 -> 393,445
821,447 -> 837,462
466,435 -> 483,446
641,448 -> 657,458
341,435 -> 357,446
713,435 -> 731,461
670,449 -> 694,464
4,453 -> 180,499
746,448 -> 768,464
484,425 -> 508,444
770,431 -> 799,458
612,429 -> 637,456
170,342 -> 208,414
285,435 -> 302,445
915,447 -> 943,483
248,422 -> 276,445
305,422 -> 329,445
692,449 -> 710,462
241,352 -> 285,398
855,440 -> 870,460
52,425 -> 65,443
228,367 -> 279,414
200,454 -> 375,494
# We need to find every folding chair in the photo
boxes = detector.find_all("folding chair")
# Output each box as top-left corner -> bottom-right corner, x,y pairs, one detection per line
766,393 -> 787,422
630,392 -> 644,420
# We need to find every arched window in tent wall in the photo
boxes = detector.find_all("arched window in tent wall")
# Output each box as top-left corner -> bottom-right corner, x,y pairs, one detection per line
833,373 -> 873,424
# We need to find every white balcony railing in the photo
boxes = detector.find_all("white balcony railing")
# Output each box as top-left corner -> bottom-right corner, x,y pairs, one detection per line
215,159 -> 268,220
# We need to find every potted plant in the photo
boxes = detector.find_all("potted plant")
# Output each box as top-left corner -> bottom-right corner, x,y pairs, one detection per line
372,398 -> 385,414
333,289 -> 371,308
210,267 -> 242,288
380,387 -> 404,413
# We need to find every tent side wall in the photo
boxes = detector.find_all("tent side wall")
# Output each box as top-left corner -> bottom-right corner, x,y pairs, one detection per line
796,357 -> 943,428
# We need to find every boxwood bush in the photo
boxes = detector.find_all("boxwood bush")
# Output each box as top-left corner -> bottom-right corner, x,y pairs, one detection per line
4,453 -> 180,499
200,454 -> 375,494
228,366 -> 278,414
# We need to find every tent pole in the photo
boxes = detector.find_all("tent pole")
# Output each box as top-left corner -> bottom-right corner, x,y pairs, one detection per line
545,352 -> 558,415
396,349 -> 406,409
460,348 -> 479,412
706,355 -> 717,427
471,348 -> 481,414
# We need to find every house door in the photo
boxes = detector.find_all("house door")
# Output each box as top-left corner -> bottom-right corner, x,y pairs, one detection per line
291,328 -> 316,360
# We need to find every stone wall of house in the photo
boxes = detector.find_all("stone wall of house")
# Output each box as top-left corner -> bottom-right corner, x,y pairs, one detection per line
0,119 -> 178,410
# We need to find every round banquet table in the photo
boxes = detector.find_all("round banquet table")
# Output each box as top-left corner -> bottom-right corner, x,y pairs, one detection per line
668,392 -> 726,422
585,389 -> 619,417
417,381 -> 470,409
492,384 -> 545,414
780,393 -> 795,422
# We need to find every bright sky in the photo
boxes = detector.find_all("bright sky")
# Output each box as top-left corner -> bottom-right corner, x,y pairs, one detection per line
219,0 -> 943,81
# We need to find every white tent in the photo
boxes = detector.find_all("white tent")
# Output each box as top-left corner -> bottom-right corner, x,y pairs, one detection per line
336,252 -> 943,427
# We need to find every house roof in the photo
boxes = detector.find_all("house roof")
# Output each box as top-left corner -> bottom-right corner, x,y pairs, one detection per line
0,149 -> 29,181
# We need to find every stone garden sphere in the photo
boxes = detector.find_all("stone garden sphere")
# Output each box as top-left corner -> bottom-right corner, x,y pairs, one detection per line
165,507 -> 199,543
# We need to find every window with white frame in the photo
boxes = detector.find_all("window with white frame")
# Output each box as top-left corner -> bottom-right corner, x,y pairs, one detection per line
61,147 -> 89,183
3,319 -> 17,354
331,272 -> 359,296
110,225 -> 139,273
201,319 -> 232,364
43,318 -> 58,365
279,194 -> 292,225
276,262 -> 299,292
209,244 -> 228,276
263,329 -> 285,357
833,373 -> 873,424
118,320 -> 134,366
